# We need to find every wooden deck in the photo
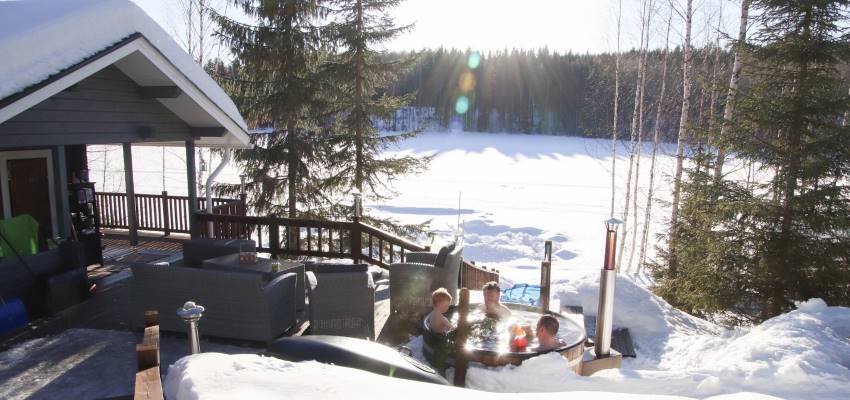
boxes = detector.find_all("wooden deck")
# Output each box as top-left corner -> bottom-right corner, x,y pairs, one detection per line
87,232 -> 186,282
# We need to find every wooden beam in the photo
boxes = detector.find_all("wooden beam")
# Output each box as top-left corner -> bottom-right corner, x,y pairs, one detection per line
137,86 -> 182,99
453,288 -> 470,387
134,366 -> 164,400
185,139 -> 198,238
144,310 -> 158,327
123,143 -> 138,245
191,127 -> 227,138
53,145 -> 71,239
137,325 -> 161,370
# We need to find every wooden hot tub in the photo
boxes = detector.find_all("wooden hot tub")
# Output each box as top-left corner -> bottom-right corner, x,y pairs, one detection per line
422,302 -> 586,374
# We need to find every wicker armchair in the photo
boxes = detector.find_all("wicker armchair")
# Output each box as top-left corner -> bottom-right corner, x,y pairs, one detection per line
389,246 -> 462,323
306,263 -> 375,339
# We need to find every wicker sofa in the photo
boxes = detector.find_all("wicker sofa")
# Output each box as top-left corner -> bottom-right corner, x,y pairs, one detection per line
131,264 -> 297,343
389,245 -> 462,323
0,240 -> 89,316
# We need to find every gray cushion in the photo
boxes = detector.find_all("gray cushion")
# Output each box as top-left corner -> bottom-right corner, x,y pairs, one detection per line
434,243 -> 455,268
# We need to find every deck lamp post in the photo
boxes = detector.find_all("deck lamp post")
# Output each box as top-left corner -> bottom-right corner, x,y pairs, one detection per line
239,174 -> 247,195
595,218 -> 622,358
177,301 -> 205,355
353,192 -> 362,221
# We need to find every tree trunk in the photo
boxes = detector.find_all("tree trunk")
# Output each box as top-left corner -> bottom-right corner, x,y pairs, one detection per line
626,0 -> 654,273
638,6 -> 673,276
715,0 -> 751,184
618,0 -> 651,271
354,0 -> 365,194
668,0 -> 693,278
772,4 -> 812,317
610,0 -> 623,219
287,122 -> 298,219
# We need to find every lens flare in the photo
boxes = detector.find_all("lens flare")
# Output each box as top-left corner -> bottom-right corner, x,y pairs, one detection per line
458,71 -> 476,92
455,96 -> 470,114
468,52 -> 481,69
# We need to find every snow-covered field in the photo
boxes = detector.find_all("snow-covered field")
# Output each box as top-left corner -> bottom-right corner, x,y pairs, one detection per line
90,131 -> 679,282
87,131 -> 850,399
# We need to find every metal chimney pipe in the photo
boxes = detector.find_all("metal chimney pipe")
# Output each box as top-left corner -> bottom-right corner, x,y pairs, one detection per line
177,301 -> 205,355
595,218 -> 621,357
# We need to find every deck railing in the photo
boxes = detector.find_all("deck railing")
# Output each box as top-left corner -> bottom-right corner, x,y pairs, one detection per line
97,191 -> 244,235
193,212 -> 499,285
460,260 -> 500,290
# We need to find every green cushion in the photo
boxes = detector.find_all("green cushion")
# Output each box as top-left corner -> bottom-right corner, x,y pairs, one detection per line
0,214 -> 39,260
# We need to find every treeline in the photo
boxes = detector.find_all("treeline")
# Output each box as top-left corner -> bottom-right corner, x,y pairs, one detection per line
383,47 -> 732,140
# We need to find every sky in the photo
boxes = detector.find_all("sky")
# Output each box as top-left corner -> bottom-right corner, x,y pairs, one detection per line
130,0 -> 737,55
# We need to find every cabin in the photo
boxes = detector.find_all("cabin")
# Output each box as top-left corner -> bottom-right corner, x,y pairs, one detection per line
0,1 -> 251,264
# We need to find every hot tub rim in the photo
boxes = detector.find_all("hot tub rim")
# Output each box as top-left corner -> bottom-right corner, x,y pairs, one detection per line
422,302 -> 587,359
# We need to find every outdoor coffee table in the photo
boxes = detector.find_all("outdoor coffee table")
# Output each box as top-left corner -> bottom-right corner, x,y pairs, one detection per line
202,254 -> 303,280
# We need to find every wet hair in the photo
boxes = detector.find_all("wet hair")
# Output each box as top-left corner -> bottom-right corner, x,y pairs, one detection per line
537,315 -> 559,336
482,281 -> 501,293
432,288 -> 452,306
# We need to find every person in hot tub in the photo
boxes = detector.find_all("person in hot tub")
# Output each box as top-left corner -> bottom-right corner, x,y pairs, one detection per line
427,288 -> 454,334
535,314 -> 565,352
479,281 -> 512,319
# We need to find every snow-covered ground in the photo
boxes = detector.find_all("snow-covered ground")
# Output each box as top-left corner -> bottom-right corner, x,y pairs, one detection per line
86,131 -> 849,399
161,285 -> 850,400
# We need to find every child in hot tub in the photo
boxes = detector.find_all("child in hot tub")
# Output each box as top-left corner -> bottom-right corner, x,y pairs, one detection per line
427,288 -> 454,334
536,314 -> 565,352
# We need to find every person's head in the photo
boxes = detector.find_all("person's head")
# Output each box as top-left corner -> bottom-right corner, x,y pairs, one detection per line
536,315 -> 560,343
482,281 -> 501,306
431,288 -> 452,313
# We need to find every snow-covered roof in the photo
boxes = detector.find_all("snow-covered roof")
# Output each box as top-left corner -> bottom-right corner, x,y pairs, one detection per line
0,0 -> 250,148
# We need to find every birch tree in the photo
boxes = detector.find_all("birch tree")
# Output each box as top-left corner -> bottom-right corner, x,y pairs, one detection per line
714,0 -> 751,184
668,0 -> 693,277
610,0 -> 623,219
619,0 -> 653,272
638,5 -> 673,275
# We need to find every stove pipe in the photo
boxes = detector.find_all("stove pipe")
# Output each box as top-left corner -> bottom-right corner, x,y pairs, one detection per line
595,219 -> 621,357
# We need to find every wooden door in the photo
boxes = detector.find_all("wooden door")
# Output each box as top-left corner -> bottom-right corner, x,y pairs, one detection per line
7,157 -> 53,242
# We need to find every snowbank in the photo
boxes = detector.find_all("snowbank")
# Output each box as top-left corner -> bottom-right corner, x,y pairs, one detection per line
163,352 -> 751,400
0,0 -> 246,129
460,277 -> 850,400
162,295 -> 849,399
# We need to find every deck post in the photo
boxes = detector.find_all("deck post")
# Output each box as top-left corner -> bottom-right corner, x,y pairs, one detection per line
540,240 -> 552,311
185,139 -> 198,238
161,191 -> 170,237
453,287 -> 470,387
123,143 -> 138,246
52,145 -> 71,239
269,224 -> 280,259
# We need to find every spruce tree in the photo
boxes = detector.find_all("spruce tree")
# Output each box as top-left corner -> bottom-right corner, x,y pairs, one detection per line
322,0 -> 430,232
656,0 -> 850,322
210,1 -> 332,219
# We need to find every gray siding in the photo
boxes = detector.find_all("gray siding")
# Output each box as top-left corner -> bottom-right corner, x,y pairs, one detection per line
0,66 -> 191,147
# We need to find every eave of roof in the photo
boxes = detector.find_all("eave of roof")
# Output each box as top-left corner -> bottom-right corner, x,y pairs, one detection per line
0,33 -> 251,149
